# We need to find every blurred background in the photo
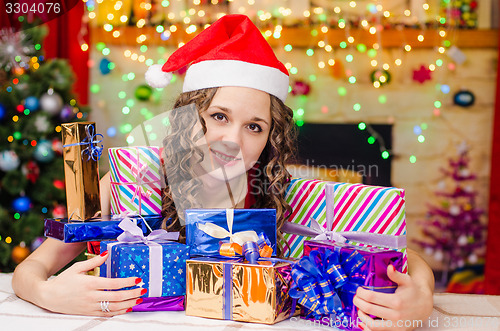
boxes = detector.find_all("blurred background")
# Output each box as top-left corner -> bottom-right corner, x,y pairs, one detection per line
0,0 -> 498,295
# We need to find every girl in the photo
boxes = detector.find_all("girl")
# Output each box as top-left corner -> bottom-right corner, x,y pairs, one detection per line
13,15 -> 433,330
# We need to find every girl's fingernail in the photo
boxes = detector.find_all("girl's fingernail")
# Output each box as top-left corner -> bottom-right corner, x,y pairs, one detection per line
126,308 -> 133,313
140,288 -> 147,295
135,278 -> 142,284
389,265 -> 396,272
100,250 -> 108,257
136,298 -> 143,304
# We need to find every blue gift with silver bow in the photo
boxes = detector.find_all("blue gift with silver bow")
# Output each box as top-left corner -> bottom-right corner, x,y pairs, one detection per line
185,209 -> 277,257
44,214 -> 163,243
100,218 -> 189,299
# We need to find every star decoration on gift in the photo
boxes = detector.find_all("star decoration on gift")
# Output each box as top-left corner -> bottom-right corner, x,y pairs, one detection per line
178,269 -> 183,274
174,256 -> 179,262
134,255 -> 142,263
413,65 -> 432,84
129,264 -> 135,270
166,253 -> 171,258
137,280 -> 145,287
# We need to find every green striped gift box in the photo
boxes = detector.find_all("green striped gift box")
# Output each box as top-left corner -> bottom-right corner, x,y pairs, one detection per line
282,178 -> 407,273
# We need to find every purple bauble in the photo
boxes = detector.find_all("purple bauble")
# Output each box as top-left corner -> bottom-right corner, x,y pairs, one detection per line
59,105 -> 74,122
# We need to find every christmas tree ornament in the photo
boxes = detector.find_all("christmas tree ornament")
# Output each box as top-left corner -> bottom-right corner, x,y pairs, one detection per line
329,58 -> 345,79
0,29 -> 34,71
0,150 -> 20,172
52,204 -> 66,218
53,179 -> 65,190
11,243 -> 31,264
40,88 -> 63,115
449,205 -> 460,216
135,84 -> 153,101
34,115 -> 50,132
52,138 -> 63,155
413,65 -> 432,84
59,104 -> 75,122
21,160 -> 40,184
0,102 -> 7,120
12,196 -> 31,213
370,69 -> 391,86
458,235 -> 468,246
468,253 -> 478,264
290,80 -> 311,96
31,237 -> 45,251
453,90 -> 475,107
33,139 -> 55,163
24,96 -> 40,111
99,58 -> 113,75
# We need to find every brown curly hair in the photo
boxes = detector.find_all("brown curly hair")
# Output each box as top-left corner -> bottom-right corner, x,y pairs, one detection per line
160,87 -> 297,256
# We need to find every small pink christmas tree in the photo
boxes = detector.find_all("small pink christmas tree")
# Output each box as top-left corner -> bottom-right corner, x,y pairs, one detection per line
415,142 -> 486,278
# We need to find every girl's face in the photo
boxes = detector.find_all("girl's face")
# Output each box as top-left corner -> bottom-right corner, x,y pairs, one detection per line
197,86 -> 271,182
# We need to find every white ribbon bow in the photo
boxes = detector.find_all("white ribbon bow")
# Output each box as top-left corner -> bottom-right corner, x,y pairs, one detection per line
197,209 -> 259,246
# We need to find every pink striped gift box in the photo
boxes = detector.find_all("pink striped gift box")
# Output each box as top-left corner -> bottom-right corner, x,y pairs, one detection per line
108,146 -> 162,216
282,178 -> 408,273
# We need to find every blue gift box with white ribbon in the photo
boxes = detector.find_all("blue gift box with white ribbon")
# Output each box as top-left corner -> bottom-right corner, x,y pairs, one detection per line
185,209 -> 277,257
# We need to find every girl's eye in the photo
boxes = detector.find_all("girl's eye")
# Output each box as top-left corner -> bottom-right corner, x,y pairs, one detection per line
211,113 -> 227,122
247,123 -> 262,133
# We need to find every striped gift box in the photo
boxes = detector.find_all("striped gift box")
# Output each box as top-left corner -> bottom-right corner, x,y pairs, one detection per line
109,146 -> 162,215
282,178 -> 408,273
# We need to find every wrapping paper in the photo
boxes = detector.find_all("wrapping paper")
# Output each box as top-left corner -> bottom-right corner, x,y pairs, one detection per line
61,122 -> 102,220
43,215 -> 163,243
109,146 -> 162,216
185,209 -> 277,257
186,256 -> 295,324
132,296 -> 185,312
100,237 -> 189,299
282,179 -> 407,272
292,240 -> 403,329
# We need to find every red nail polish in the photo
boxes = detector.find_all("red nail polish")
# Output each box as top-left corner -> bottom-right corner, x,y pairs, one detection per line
140,288 -> 147,295
126,308 -> 133,313
135,278 -> 142,284
359,324 -> 364,330
100,250 -> 108,257
390,265 -> 396,272
136,298 -> 143,304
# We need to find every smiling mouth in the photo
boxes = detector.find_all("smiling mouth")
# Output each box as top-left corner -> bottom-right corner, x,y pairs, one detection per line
210,148 -> 241,162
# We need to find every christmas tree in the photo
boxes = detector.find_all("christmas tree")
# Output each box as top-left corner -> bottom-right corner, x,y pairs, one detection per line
415,142 -> 486,283
0,23 -> 89,272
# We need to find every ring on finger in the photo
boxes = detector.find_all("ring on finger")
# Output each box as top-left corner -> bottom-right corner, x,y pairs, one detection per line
100,300 -> 110,313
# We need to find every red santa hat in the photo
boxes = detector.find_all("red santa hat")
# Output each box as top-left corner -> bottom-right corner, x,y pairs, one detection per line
145,14 -> 289,102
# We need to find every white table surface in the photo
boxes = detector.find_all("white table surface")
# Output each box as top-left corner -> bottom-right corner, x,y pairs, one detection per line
1,273 -> 499,331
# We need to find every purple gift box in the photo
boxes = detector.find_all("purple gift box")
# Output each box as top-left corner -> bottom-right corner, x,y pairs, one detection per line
291,240 -> 403,330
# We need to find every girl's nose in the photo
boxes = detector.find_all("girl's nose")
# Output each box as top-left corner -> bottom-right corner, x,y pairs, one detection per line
220,127 -> 242,152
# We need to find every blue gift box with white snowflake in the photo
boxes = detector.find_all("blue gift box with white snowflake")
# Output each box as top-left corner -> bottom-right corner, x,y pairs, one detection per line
100,240 -> 189,297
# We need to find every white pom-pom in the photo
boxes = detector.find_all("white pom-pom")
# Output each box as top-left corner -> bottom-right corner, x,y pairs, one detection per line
145,64 -> 173,88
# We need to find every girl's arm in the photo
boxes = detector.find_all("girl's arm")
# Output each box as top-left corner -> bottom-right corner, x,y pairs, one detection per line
11,172 -> 143,316
353,248 -> 434,331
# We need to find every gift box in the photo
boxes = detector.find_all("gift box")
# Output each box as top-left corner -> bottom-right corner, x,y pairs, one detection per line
282,179 -> 407,272
61,122 -> 102,220
291,240 -> 403,330
100,218 -> 188,311
109,146 -> 162,216
44,215 -> 163,243
185,256 -> 296,324
185,208 -> 277,257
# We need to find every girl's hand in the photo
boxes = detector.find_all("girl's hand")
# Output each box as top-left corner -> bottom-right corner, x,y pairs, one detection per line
39,251 -> 146,316
353,265 -> 433,331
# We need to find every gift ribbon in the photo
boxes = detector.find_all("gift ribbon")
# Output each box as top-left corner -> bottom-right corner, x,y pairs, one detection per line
110,148 -> 161,214
63,124 -> 103,162
105,217 -> 179,297
289,247 -> 367,321
219,232 -> 273,264
197,209 -> 260,247
282,218 -> 407,250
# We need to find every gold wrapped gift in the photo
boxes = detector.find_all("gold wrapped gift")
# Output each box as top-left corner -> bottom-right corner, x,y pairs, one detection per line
61,122 -> 101,221
186,257 -> 296,324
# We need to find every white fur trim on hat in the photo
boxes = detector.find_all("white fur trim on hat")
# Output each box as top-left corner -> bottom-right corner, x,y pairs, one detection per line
183,60 -> 289,102
145,64 -> 173,88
